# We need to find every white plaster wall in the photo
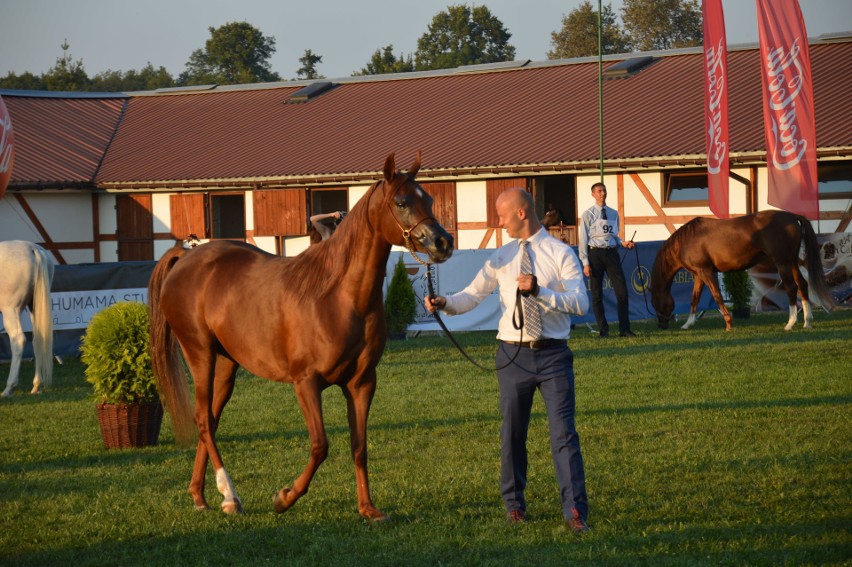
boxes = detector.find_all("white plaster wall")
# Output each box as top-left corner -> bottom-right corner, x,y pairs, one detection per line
151,194 -> 170,234
457,229 -> 489,250
456,180 -> 487,223
99,194 -> 118,235
252,235 -> 277,254
0,196 -> 42,242
244,192 -> 255,231
349,185 -> 370,207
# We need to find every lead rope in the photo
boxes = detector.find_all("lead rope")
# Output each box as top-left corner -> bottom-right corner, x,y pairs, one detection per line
423,262 -> 524,372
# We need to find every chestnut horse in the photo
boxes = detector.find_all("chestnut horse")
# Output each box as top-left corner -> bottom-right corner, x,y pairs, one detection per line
1,241 -> 54,397
650,211 -> 833,331
148,153 -> 453,519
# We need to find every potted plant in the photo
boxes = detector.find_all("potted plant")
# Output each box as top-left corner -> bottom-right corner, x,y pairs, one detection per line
722,270 -> 754,319
384,256 -> 417,340
81,301 -> 163,449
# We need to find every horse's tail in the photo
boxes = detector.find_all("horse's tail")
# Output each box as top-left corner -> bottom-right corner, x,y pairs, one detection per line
148,245 -> 196,447
31,247 -> 54,389
798,215 -> 835,310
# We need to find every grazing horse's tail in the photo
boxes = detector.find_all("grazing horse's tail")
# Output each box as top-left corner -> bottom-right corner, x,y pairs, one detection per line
798,215 -> 835,310
31,247 -> 54,390
148,245 -> 196,447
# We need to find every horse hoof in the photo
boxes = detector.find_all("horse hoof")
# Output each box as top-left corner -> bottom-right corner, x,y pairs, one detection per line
362,508 -> 389,522
221,498 -> 242,514
193,503 -> 211,512
273,488 -> 293,513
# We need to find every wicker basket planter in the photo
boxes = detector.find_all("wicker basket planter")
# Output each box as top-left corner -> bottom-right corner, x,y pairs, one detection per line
96,401 -> 164,449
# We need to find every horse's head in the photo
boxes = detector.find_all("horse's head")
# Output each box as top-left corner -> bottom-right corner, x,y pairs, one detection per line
377,152 -> 453,263
652,288 -> 674,329
650,250 -> 675,329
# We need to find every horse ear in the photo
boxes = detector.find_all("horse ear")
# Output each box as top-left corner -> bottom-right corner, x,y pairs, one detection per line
383,153 -> 396,181
408,150 -> 422,178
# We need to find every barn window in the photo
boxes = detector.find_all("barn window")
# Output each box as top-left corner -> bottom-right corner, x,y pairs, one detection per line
818,161 -> 852,199
662,171 -> 708,207
210,193 -> 245,239
311,188 -> 348,217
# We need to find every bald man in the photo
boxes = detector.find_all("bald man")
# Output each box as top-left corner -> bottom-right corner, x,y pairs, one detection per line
425,188 -> 591,534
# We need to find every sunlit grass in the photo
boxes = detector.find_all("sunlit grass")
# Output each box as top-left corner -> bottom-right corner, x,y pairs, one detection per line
0,309 -> 849,565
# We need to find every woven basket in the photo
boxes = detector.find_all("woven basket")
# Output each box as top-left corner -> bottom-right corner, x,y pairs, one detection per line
96,401 -> 164,449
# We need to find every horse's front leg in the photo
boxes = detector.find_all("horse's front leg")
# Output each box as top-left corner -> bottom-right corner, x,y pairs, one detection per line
343,370 -> 387,521
681,279 -> 706,330
704,272 -> 732,331
274,377 -> 328,513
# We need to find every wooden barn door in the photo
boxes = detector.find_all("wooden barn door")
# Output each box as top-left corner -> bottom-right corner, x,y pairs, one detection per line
116,194 -> 153,261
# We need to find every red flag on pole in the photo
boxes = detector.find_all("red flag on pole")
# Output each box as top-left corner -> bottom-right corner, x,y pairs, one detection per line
702,0 -> 730,218
756,0 -> 819,219
0,94 -> 14,200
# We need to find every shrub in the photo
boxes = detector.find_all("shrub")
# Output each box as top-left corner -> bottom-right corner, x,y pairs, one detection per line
722,270 -> 754,311
81,301 -> 159,404
385,256 -> 417,334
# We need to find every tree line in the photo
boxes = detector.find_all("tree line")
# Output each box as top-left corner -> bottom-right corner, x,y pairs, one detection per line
0,1 -> 701,92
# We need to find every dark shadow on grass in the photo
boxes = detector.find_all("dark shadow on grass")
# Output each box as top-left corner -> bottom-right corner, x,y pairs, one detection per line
587,394 -> 850,418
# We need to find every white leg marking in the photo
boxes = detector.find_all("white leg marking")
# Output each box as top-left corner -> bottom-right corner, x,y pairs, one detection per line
802,299 -> 812,329
784,304 -> 798,331
215,467 -> 238,505
681,311 -> 697,330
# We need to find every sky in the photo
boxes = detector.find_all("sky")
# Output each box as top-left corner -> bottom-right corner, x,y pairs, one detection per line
1,0 -> 850,81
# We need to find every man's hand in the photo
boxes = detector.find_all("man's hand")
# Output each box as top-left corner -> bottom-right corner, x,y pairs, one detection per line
583,265 -> 591,278
517,273 -> 538,296
424,295 -> 446,313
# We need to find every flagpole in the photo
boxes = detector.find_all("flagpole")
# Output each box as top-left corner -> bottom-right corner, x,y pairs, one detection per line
598,0 -> 604,183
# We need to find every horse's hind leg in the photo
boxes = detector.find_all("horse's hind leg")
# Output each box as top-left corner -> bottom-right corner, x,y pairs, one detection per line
791,266 -> 813,329
189,354 -> 239,511
778,266 -> 801,331
186,349 -> 242,514
274,376 -> 328,514
1,309 -> 24,397
343,370 -> 387,521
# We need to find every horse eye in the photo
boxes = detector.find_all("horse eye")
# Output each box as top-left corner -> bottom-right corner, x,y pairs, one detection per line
395,199 -> 407,210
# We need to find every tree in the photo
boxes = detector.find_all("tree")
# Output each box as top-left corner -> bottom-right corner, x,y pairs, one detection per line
548,1 -> 628,59
91,64 -> 175,92
621,0 -> 702,51
355,45 -> 415,76
43,40 -> 89,91
0,71 -> 47,90
180,22 -> 280,86
414,4 -> 516,71
296,49 -> 324,80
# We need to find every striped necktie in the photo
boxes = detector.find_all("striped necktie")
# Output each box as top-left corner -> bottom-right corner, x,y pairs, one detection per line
600,207 -> 608,220
520,241 -> 543,340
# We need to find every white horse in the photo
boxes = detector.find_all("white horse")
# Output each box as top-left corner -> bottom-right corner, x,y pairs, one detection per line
0,241 -> 55,397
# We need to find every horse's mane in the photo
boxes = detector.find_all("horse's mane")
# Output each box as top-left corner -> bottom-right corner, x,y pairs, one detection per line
651,217 -> 707,288
289,179 -> 386,302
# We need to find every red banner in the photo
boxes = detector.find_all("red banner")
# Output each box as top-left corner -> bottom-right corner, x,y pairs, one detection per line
0,95 -> 13,199
756,0 -> 819,219
703,0 -> 730,218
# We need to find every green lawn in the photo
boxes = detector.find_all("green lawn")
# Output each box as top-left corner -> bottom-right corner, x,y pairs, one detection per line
1,309 -> 850,566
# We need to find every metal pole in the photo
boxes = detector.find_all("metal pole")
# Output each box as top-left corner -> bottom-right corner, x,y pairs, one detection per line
598,0 -> 604,183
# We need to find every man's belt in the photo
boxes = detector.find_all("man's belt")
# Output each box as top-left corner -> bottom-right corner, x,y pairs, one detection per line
502,339 -> 566,350
589,245 -> 616,249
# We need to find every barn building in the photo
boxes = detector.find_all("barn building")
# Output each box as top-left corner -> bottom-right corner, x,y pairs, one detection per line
1,35 -> 850,265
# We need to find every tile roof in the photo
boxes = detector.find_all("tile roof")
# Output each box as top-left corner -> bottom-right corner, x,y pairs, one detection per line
2,92 -> 126,187
2,38 -> 850,190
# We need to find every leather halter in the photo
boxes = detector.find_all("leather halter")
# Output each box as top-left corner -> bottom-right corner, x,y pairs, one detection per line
378,176 -> 438,267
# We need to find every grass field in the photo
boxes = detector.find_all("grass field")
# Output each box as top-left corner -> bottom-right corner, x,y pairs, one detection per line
1,309 -> 850,566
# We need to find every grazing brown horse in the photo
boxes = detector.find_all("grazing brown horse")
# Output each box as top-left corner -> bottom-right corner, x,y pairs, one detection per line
148,152 -> 453,519
650,210 -> 833,331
